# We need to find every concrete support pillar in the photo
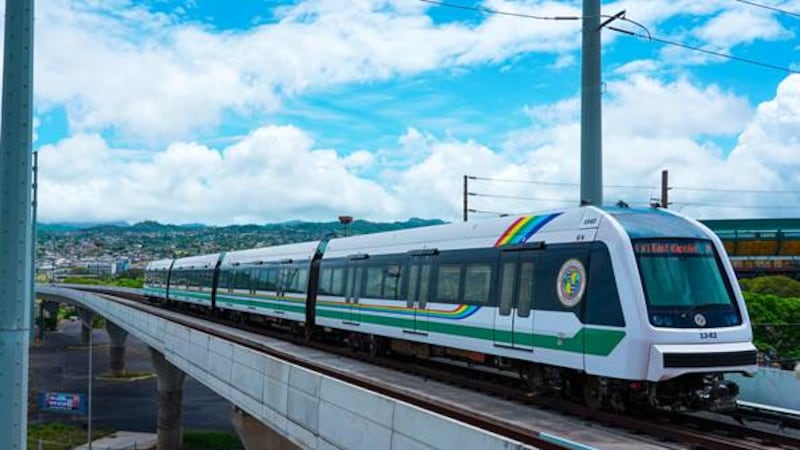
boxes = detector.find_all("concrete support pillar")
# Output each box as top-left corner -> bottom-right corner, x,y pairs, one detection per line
105,320 -> 128,377
149,348 -> 185,450
230,406 -> 300,450
77,309 -> 95,345
42,301 -> 59,319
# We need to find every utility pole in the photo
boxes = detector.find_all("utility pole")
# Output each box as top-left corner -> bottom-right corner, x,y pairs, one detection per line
580,0 -> 602,207
0,0 -> 35,448
463,175 -> 468,222
660,169 -> 669,209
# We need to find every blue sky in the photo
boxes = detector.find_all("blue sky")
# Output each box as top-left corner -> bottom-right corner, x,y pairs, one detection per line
31,0 -> 800,224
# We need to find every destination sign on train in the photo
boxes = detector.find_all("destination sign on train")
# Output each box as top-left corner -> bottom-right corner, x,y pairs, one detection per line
633,241 -> 713,256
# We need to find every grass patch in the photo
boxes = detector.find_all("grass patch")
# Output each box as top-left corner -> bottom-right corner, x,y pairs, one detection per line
183,430 -> 244,450
28,422 -> 112,450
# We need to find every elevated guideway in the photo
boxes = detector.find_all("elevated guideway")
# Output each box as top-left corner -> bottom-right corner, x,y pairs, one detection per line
702,218 -> 800,278
39,285 -> 670,450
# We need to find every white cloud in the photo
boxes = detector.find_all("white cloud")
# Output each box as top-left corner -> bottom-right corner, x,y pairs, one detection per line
38,125 -> 400,224
31,0 -> 587,141
695,8 -> 793,49
36,74 -> 800,223
28,0 -> 796,144
27,1 -> 800,224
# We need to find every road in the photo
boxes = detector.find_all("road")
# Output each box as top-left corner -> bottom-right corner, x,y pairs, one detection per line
30,319 -> 234,433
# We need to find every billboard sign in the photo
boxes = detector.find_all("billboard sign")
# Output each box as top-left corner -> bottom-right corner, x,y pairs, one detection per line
39,392 -> 87,415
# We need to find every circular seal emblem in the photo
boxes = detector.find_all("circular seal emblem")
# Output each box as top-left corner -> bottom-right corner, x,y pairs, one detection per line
557,259 -> 586,308
694,313 -> 707,327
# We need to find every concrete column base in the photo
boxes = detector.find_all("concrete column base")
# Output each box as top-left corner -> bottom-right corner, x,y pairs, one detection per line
230,407 -> 300,450
149,348 -> 185,450
109,345 -> 126,377
77,309 -> 95,345
106,320 -> 129,376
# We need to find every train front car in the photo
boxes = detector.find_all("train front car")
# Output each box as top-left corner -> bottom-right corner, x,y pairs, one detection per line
601,207 -> 757,411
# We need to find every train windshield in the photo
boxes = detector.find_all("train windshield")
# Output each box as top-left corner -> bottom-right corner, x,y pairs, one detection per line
633,239 -> 742,328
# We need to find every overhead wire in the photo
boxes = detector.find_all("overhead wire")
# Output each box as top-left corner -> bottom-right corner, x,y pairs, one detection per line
468,208 -> 521,216
672,186 -> 800,194
671,201 -> 798,210
606,27 -> 800,75
468,175 -> 654,190
733,0 -> 800,19
468,192 -> 578,203
419,0 -> 652,37
419,0 -> 579,21
421,0 -> 800,75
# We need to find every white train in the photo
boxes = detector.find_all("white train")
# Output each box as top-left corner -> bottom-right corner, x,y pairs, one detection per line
144,206 -> 757,411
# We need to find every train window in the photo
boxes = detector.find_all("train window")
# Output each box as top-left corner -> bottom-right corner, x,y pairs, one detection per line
252,268 -> 266,291
225,270 -> 235,290
464,264 -> 492,305
419,264 -> 431,309
330,267 -> 345,296
407,265 -> 419,308
282,267 -> 307,294
364,267 -> 384,298
499,262 -> 515,316
295,268 -> 309,293
318,268 -> 333,294
437,264 -> 462,303
383,264 -> 404,300
235,270 -> 252,290
517,262 -> 535,318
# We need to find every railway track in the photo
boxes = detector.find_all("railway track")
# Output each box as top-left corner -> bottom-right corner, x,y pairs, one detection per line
78,287 -> 800,450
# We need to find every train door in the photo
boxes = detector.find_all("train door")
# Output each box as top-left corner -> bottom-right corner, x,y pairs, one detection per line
344,258 -> 365,324
493,249 -> 538,351
406,252 -> 434,334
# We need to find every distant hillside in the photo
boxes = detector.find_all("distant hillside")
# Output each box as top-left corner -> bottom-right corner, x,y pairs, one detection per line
62,218 -> 445,235
38,221 -> 130,232
37,217 -> 446,262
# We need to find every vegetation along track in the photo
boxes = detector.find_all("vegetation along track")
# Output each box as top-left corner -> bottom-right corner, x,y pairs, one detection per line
78,287 -> 800,450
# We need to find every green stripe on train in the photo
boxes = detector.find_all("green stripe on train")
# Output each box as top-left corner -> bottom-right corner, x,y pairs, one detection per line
315,307 -> 624,356
161,288 -> 625,356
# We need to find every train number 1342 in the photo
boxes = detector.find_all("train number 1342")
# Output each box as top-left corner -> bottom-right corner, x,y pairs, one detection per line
700,332 -> 718,339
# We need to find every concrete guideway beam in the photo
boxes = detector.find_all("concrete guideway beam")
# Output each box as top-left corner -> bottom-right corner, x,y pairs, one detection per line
150,347 -> 186,450
36,285 -> 539,450
106,320 -> 129,376
231,406 -> 300,450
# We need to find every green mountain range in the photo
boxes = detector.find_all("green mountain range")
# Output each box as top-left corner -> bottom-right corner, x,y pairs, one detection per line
37,218 -> 446,262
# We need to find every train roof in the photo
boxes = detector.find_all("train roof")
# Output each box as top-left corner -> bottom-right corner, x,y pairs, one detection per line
146,258 -> 173,271
172,253 -> 221,270
221,241 -> 321,268
322,208 -> 587,258
606,207 -> 710,239
322,206 -> 716,259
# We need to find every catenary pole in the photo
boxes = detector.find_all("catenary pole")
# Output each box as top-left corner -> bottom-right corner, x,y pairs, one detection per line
0,0 -> 35,448
661,169 -> 669,208
463,175 -> 468,222
580,0 -> 602,206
